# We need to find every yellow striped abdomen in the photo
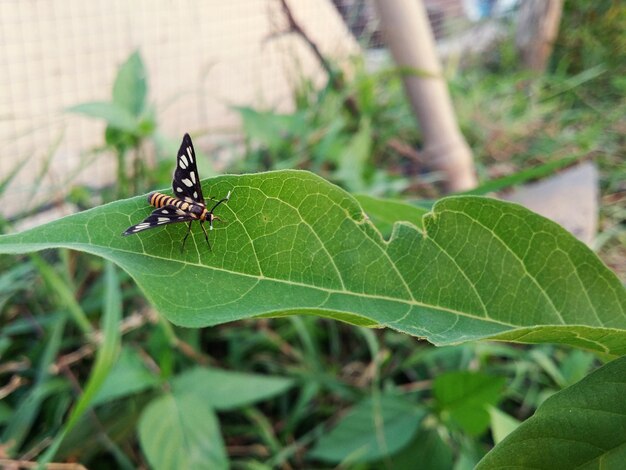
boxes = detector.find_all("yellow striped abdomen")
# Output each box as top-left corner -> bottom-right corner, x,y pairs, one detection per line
147,192 -> 201,217
149,192 -> 193,210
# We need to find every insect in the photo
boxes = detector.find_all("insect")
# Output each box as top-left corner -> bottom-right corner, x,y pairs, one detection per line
122,133 -> 231,252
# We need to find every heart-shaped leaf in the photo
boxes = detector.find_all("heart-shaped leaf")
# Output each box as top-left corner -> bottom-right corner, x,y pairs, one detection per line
171,367 -> 293,410
68,102 -> 139,133
434,372 -> 506,436
1,170 -> 624,354
308,395 -> 426,463
138,391 -> 227,470
112,50 -> 147,117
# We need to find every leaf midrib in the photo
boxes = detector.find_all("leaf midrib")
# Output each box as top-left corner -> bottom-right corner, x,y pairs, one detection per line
78,241 -> 519,328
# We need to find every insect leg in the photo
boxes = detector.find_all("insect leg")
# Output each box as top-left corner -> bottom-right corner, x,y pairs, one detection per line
209,215 -> 224,230
200,221 -> 211,250
181,221 -> 193,253
208,190 -> 231,215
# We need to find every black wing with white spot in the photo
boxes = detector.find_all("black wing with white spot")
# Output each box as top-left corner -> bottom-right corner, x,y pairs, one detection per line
123,205 -> 194,236
172,133 -> 204,204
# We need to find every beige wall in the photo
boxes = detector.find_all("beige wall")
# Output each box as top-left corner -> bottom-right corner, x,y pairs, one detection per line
0,0 -> 359,220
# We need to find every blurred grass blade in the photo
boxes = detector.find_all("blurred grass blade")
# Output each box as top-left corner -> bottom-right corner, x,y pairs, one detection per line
0,155 -> 29,200
541,65 -> 607,101
20,130 -> 64,217
459,154 -> 585,196
30,254 -> 93,335
0,262 -> 34,311
1,315 -> 68,453
39,261 -> 122,465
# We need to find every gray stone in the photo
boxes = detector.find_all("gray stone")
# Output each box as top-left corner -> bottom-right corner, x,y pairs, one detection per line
501,162 -> 598,246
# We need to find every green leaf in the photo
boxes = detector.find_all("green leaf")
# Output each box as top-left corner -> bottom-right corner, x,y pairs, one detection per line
560,349 -> 597,386
308,395 -> 426,463
92,346 -> 160,405
434,371 -> 506,436
172,366 -> 293,410
488,406 -> 521,444
477,356 -> 626,469
373,428 -> 453,470
335,118 -> 372,192
68,102 -> 139,133
236,106 -> 306,152
138,391 -> 228,470
0,171 -> 624,354
113,50 -> 147,116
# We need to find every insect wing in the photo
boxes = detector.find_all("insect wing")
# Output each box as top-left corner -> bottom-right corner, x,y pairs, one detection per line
172,133 -> 204,204
123,205 -> 193,235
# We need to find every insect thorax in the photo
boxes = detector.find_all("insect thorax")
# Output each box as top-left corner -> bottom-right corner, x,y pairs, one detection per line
189,204 -> 205,217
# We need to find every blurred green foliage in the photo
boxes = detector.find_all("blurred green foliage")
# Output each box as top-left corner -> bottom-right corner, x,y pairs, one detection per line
234,60 -> 419,196
554,0 -> 626,99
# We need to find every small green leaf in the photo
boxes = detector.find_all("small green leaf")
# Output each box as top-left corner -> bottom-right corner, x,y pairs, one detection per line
236,106 -> 305,152
113,50 -> 147,116
68,102 -> 139,133
434,371 -> 506,436
172,366 -> 293,410
92,346 -> 160,405
477,356 -> 626,469
560,349 -> 596,386
308,395 -> 426,463
335,118 -> 372,191
0,171 -> 624,355
138,391 -> 228,470
373,428 -> 454,470
488,406 -> 521,444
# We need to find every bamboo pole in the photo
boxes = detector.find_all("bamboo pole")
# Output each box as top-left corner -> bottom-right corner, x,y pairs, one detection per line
516,0 -> 564,73
374,0 -> 476,192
